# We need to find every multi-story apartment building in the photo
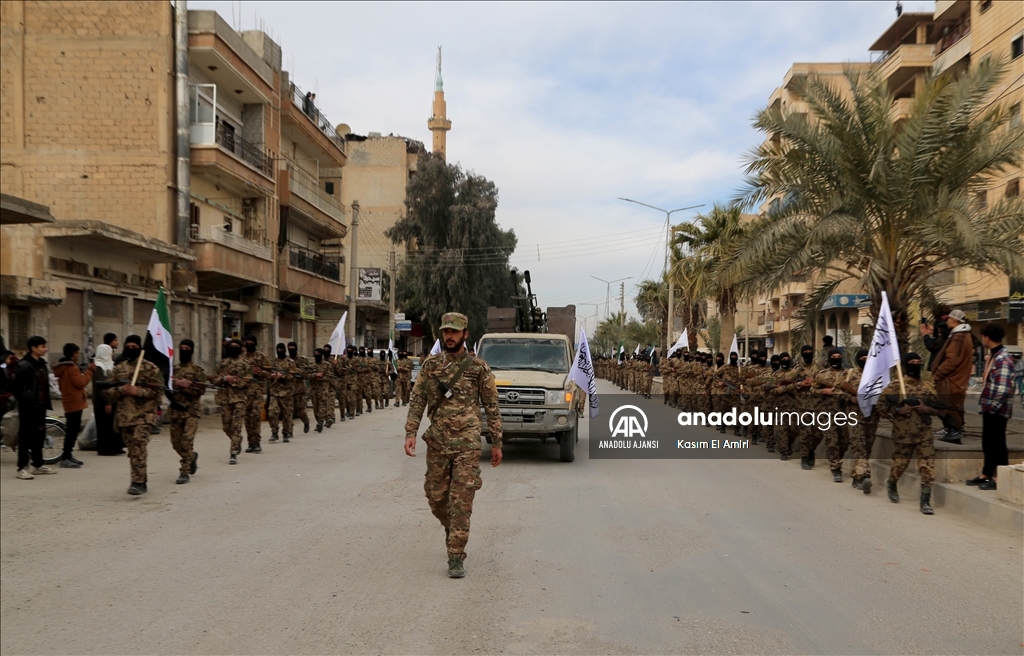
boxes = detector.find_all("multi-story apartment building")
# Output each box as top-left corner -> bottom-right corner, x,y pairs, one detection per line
750,1 -> 1022,356
0,3 -> 352,368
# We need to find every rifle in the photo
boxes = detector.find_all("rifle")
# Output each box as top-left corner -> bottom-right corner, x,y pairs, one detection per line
95,379 -> 187,412
882,395 -> 954,416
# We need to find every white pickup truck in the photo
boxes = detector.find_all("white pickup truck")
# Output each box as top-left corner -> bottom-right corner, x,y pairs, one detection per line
477,332 -> 579,462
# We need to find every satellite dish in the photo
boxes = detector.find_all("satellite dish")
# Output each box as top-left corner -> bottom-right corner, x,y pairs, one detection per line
336,123 -> 351,137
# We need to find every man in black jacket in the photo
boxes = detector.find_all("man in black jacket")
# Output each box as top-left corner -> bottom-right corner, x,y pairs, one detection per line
15,335 -> 57,479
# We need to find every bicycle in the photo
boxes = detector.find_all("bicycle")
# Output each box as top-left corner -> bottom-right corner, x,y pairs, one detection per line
0,412 -> 67,465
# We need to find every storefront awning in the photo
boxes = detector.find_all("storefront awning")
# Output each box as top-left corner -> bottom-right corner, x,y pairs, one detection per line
1,193 -> 56,225
41,221 -> 195,263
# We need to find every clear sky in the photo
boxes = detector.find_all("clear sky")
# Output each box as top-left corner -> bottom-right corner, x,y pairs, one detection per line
195,0 -> 935,334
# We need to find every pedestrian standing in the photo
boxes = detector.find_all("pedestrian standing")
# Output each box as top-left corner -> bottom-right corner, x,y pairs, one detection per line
14,336 -> 57,479
404,312 -> 503,578
168,339 -> 206,484
53,343 -> 96,468
879,352 -> 942,515
105,335 -> 163,495
92,344 -> 125,455
929,309 -> 973,443
969,324 -> 1013,491
211,338 -> 252,464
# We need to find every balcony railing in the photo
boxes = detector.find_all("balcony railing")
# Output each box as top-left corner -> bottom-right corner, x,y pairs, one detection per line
289,83 -> 345,151
288,243 -> 342,282
214,122 -> 273,177
189,223 -> 272,260
935,20 -> 970,56
287,163 -> 345,223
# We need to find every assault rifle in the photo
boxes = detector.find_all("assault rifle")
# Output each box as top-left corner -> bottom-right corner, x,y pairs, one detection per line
883,395 -> 954,416
95,379 -> 188,412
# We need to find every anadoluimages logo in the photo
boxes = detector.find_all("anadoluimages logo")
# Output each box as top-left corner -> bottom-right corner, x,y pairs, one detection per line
609,405 -> 648,438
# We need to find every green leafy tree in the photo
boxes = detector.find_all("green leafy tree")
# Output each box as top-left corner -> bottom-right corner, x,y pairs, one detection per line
732,58 -> 1024,350
387,153 -> 517,340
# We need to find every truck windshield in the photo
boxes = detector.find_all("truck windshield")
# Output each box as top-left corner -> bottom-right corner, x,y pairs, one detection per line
479,338 -> 569,372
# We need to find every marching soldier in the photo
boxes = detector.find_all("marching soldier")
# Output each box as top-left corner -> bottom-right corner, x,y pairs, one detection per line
322,343 -> 338,426
267,343 -> 297,443
288,341 -> 311,434
847,349 -> 880,494
105,335 -> 163,495
811,348 -> 854,482
242,334 -> 272,452
770,352 -> 800,460
310,347 -> 335,432
396,351 -> 413,407
168,339 -> 206,484
878,352 -> 944,515
210,337 -> 252,464
794,344 -> 823,469
404,313 -> 503,579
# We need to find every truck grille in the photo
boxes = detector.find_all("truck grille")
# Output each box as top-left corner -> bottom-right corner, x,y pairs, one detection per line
497,387 -> 546,405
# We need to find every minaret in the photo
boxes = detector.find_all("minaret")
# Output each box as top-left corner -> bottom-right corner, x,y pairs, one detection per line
427,46 -> 451,158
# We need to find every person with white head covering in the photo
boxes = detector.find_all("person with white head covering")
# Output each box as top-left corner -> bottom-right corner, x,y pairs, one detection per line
92,344 -> 125,455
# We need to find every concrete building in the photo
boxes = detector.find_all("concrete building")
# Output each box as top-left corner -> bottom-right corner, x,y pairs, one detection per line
749,1 -> 1023,356
0,2 -> 350,369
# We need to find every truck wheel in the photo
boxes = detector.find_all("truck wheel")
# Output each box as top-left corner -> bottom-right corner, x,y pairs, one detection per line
559,424 -> 577,462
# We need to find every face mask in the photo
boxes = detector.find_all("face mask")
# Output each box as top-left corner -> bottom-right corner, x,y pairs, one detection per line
830,358 -> 842,369
228,345 -> 242,358
314,353 -> 323,364
244,342 -> 256,353
276,348 -> 286,359
180,350 -> 193,364
781,359 -> 792,370
124,346 -> 141,360
905,364 -> 922,378
771,360 -> 780,371
288,347 -> 297,359
801,352 -> 814,364
729,356 -> 738,366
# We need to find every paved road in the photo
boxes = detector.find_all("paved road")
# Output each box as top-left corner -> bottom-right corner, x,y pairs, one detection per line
1,380 -> 1021,655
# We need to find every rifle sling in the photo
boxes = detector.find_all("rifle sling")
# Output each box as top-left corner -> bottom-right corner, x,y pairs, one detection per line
428,354 -> 474,420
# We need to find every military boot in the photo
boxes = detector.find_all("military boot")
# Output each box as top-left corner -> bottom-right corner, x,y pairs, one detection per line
385,398 -> 390,407
127,482 -> 147,495
780,453 -> 789,461
315,421 -> 324,433
831,469 -> 842,483
252,443 -> 262,454
303,421 -> 310,434
325,417 -> 334,428
733,428 -> 742,437
269,429 -> 279,443
861,477 -> 872,495
447,555 -> 465,579
283,433 -> 291,443
852,478 -> 863,490
920,487 -> 934,515
190,451 -> 199,475
229,454 -> 238,465
245,444 -> 256,453
176,474 -> 189,485
887,478 -> 899,503
807,452 -> 816,468
800,456 -> 812,470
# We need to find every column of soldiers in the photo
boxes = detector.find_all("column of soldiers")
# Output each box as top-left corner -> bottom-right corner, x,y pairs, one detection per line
107,334 -> 409,496
597,342 -> 937,514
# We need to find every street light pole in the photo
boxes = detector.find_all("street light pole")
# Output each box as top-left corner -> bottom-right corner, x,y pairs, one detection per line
591,275 -> 631,321
617,198 -> 704,353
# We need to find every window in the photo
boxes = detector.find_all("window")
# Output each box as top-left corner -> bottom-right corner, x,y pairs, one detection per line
979,0 -> 992,13
1006,178 -> 1020,198
8,305 -> 31,350
1012,36 -> 1023,60
324,181 -> 335,196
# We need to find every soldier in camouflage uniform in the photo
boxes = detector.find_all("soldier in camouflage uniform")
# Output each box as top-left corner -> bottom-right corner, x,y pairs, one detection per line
288,342 -> 311,434
770,352 -> 801,459
396,351 -> 413,406
267,343 -> 298,442
333,347 -> 354,421
242,335 -> 272,451
104,335 -> 163,495
211,338 -> 252,464
877,352 -> 942,515
847,348 -> 880,493
377,350 -> 390,408
404,312 -> 503,579
744,351 -> 771,446
168,339 -> 206,484
811,348 -> 854,482
792,345 -> 823,468
310,347 -> 335,432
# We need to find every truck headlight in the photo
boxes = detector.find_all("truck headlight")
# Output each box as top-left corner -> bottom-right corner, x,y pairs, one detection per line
547,390 -> 572,405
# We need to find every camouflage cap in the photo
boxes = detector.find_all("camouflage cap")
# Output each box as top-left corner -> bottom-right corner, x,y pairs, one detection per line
439,312 -> 469,330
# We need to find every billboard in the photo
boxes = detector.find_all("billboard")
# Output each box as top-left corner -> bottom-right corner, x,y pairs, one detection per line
358,268 -> 382,302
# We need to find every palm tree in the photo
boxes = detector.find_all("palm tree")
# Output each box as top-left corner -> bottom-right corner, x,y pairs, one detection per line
634,277 -> 667,349
732,58 -> 1023,350
671,204 -> 750,352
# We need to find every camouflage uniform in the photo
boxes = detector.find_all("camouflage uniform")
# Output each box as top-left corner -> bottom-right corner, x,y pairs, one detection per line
243,349 -> 272,447
211,355 -> 252,455
879,377 -> 938,489
106,357 -> 163,485
811,367 -> 852,474
291,355 -> 311,430
847,367 -> 881,483
267,357 -> 298,438
310,359 -> 335,425
168,361 -> 207,476
396,357 -> 413,406
771,365 -> 804,457
333,356 -> 355,420
405,320 -> 503,560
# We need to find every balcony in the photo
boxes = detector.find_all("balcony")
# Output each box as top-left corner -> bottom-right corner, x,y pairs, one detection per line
281,77 -> 346,166
288,243 -> 342,282
189,224 -> 275,289
877,43 -> 933,90
891,97 -> 914,123
191,121 -> 275,197
280,244 -> 346,305
279,163 -> 347,238
933,31 -> 970,75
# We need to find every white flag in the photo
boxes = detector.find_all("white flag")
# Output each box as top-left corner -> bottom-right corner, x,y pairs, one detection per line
667,328 -> 689,357
858,291 -> 901,417
388,338 -> 398,373
728,333 -> 739,358
328,311 -> 347,354
429,338 -> 442,356
568,326 -> 599,418
634,343 -> 640,356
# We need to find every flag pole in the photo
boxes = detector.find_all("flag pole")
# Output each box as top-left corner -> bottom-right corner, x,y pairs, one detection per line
129,348 -> 144,386
894,353 -> 907,397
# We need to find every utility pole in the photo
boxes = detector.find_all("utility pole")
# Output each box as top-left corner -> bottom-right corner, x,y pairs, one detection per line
617,198 -> 704,352
592,275 -> 631,321
347,201 -> 359,346
620,281 -> 625,327
388,248 -> 396,343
